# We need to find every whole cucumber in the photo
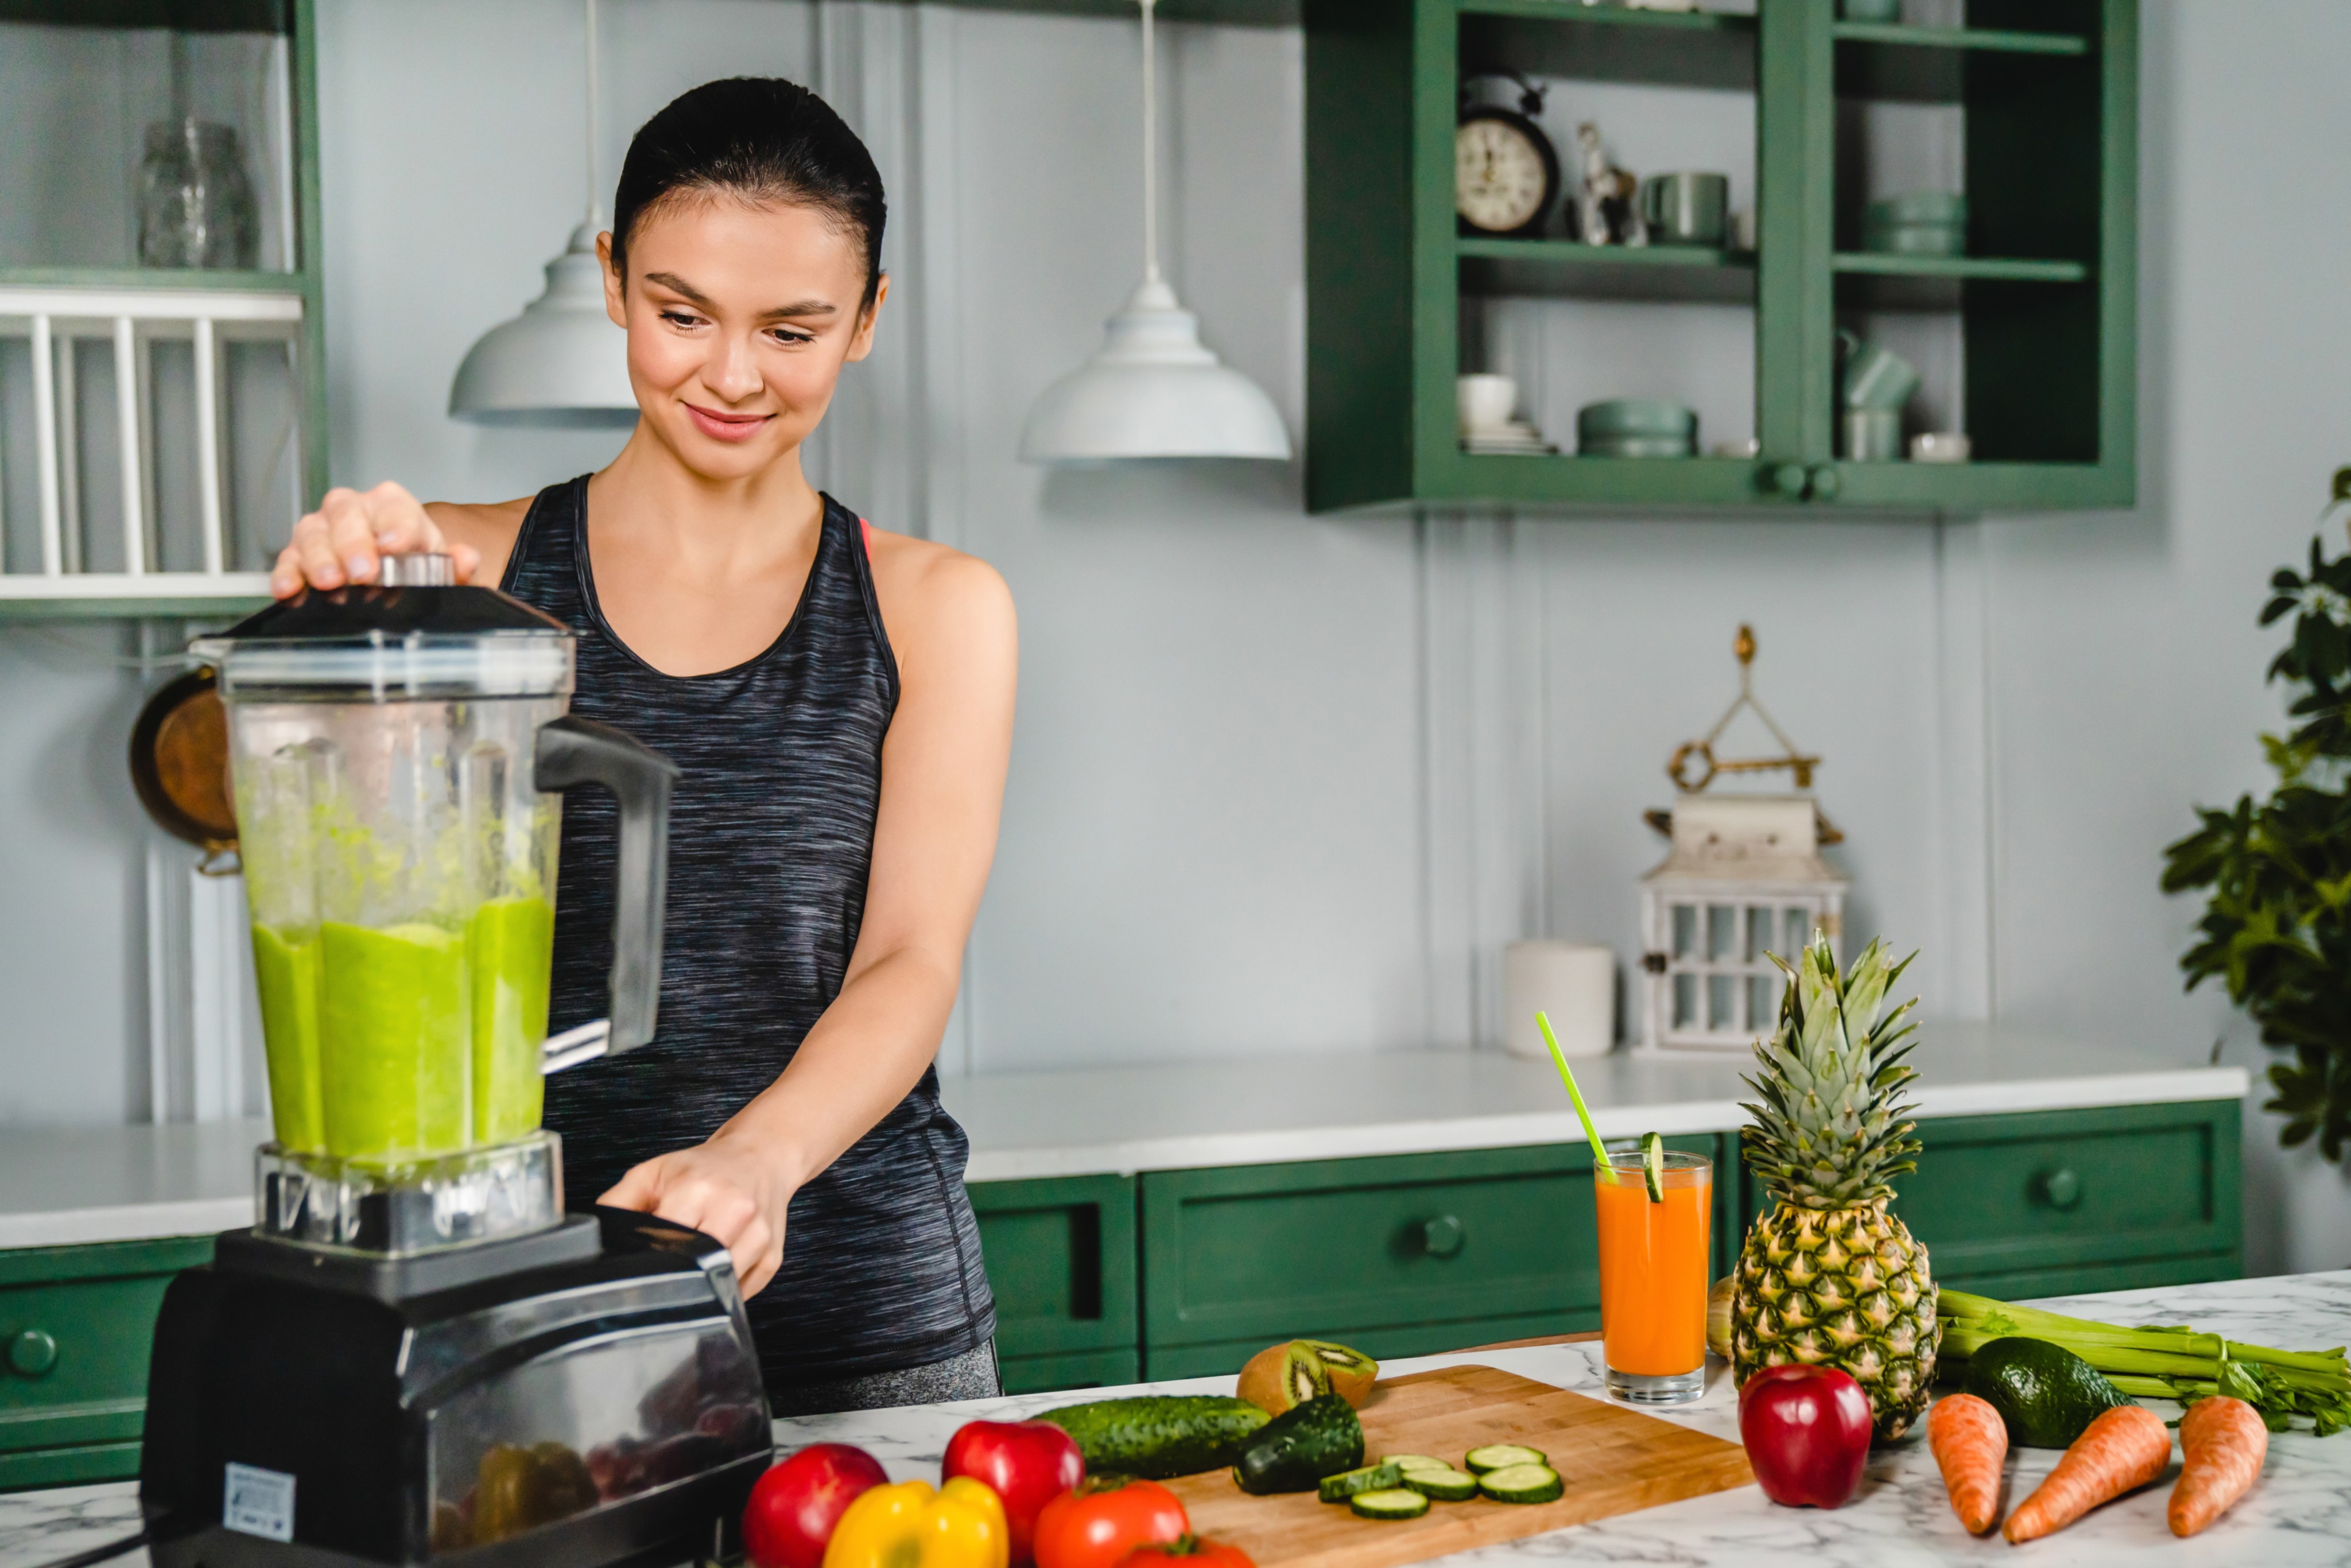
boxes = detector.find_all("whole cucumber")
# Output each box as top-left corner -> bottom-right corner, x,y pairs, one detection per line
1035,1395 -> 1270,1478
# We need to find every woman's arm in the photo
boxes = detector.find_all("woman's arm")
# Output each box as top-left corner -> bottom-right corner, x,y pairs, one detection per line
600,527 -> 1018,1295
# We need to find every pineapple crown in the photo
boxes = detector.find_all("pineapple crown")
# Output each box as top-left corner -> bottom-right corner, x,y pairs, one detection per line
1738,934 -> 1923,1210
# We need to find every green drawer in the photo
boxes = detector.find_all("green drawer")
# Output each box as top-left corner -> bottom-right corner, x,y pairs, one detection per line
968,1175 -> 1138,1362
0,1235 -> 216,1489
998,1348 -> 1140,1396
1138,1138 -> 1728,1366
1890,1101 -> 2242,1295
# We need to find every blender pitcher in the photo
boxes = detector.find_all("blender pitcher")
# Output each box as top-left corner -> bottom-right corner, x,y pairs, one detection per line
195,554 -> 674,1175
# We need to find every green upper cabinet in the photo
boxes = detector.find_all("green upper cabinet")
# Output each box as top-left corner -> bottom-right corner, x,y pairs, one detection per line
1303,0 -> 2136,514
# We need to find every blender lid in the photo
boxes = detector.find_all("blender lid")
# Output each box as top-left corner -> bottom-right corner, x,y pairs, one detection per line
192,553 -> 575,697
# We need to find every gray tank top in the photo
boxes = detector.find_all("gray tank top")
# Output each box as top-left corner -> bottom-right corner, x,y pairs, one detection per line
504,476 -> 995,1389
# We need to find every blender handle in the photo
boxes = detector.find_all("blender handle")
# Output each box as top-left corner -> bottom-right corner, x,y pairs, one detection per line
534,716 -> 680,1057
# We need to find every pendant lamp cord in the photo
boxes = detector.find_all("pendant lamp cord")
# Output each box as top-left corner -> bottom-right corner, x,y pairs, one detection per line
584,0 -> 604,227
1139,0 -> 1159,285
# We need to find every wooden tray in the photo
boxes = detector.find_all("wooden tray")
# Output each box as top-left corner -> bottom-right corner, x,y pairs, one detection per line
1164,1365 -> 1752,1568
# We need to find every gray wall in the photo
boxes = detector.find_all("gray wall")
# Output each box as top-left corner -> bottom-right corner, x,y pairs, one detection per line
1,1 -> 2345,1274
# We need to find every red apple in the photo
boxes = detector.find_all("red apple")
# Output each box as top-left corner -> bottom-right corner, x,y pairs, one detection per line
743,1443 -> 889,1568
1737,1364 -> 1872,1508
943,1419 -> 1087,1563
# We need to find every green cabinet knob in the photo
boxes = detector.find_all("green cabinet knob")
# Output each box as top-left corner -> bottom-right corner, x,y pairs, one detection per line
1422,1214 -> 1465,1259
8,1329 -> 57,1378
1766,462 -> 1810,498
2042,1169 -> 2083,1210
1807,464 -> 1842,500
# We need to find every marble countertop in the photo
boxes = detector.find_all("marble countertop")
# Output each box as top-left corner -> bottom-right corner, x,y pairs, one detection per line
945,1024 -> 2248,1181
3,1271 -> 2343,1567
0,1027 -> 2244,1247
0,1119 -> 267,1249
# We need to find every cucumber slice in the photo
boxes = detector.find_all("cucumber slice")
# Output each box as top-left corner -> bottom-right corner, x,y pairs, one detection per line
1640,1131 -> 1667,1203
1479,1463 -> 1564,1504
1318,1462 -> 1403,1503
1349,1488 -> 1431,1521
1384,1453 -> 1449,1473
1400,1466 -> 1480,1502
1463,1443 -> 1548,1474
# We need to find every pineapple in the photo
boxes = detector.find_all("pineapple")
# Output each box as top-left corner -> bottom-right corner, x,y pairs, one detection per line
1732,934 -> 1941,1441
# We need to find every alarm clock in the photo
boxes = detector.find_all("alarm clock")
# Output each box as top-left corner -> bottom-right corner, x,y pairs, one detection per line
1456,76 -> 1558,237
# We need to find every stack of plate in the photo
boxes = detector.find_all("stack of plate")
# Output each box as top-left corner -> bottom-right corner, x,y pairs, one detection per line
1461,419 -> 1558,455
1578,398 -> 1697,457
1863,192 -> 1967,257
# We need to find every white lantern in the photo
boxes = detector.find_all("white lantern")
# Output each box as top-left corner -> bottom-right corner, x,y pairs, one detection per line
1639,794 -> 1846,1051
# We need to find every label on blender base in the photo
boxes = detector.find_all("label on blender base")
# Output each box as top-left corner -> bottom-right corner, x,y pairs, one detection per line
224,1462 -> 296,1542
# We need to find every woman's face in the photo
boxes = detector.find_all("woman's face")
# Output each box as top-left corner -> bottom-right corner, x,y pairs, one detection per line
600,196 -> 885,480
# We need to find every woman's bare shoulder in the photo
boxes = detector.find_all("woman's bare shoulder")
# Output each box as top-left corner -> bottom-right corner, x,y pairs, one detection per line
863,522 -> 1015,673
425,497 -> 535,586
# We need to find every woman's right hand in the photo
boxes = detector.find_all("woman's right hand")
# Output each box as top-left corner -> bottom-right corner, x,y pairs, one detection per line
270,481 -> 480,598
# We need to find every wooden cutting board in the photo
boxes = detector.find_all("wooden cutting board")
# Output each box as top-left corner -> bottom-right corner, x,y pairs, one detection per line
1163,1365 -> 1753,1568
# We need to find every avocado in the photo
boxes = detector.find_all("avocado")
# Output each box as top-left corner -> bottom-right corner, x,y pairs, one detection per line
1036,1395 -> 1270,1478
1963,1336 -> 2135,1449
1231,1394 -> 1365,1494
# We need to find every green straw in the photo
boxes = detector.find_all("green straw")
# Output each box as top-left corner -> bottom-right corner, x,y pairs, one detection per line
1537,1011 -> 1617,1183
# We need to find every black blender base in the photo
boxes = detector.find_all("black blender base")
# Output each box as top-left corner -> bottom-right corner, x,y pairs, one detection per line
149,1452 -> 762,1568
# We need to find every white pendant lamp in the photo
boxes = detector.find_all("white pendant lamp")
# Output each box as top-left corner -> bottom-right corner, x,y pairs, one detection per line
449,0 -> 636,428
1019,0 -> 1290,463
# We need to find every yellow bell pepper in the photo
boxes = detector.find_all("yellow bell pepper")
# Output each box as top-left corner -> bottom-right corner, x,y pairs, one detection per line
822,1476 -> 1009,1568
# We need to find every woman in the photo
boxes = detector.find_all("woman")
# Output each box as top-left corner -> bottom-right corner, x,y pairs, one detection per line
270,78 -> 1017,1415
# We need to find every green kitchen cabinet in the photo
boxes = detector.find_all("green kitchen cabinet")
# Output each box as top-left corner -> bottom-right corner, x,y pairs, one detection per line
1135,1136 -> 1729,1380
1735,1100 -> 2243,1301
967,1174 -> 1140,1395
0,0 -> 328,620
0,1236 -> 214,1492
1891,1100 -> 2241,1298
1303,0 -> 2136,514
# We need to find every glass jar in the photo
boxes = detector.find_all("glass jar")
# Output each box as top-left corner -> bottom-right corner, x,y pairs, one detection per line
137,118 -> 261,269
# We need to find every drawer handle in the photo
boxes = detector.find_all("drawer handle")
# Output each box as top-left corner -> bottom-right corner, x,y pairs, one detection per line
2040,1169 -> 2083,1212
1421,1215 -> 1465,1259
8,1329 -> 57,1379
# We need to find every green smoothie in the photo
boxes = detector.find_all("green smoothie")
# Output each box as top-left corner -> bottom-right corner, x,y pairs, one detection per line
467,896 -> 554,1144
319,920 -> 472,1161
250,923 -> 326,1152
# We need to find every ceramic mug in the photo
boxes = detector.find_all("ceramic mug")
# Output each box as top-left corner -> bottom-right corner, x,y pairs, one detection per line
1844,407 -> 1903,462
1838,329 -> 1920,412
1457,372 -> 1518,434
1640,172 -> 1729,247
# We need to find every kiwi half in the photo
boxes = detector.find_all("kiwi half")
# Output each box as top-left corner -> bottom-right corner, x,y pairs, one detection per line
1237,1341 -> 1332,1415
1296,1338 -> 1380,1407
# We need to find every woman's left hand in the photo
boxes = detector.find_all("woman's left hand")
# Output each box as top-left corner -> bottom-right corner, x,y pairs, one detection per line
600,1130 -> 796,1295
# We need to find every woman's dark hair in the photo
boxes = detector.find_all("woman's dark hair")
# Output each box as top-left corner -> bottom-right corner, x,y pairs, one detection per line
611,77 -> 886,313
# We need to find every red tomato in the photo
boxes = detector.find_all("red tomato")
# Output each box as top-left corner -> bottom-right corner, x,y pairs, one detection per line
1032,1478 -> 1190,1568
1738,1364 -> 1873,1509
1114,1537 -> 1256,1568
743,1443 -> 889,1568
942,1420 -> 1087,1564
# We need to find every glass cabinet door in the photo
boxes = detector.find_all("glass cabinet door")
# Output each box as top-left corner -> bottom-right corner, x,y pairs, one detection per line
0,1 -> 300,277
1419,0 -> 1775,509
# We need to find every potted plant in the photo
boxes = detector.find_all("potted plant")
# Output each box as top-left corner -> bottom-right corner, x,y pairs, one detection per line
2163,481 -> 2351,1162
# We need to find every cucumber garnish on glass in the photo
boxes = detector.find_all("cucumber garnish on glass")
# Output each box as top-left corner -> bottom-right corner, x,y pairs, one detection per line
1639,1131 -> 1667,1203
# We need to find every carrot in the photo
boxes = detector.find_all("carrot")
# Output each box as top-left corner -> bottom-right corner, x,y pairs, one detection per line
1927,1393 -> 2007,1534
2168,1396 -> 2267,1538
2001,1404 -> 2171,1544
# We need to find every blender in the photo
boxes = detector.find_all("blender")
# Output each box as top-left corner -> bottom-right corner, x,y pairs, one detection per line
138,557 -> 771,1568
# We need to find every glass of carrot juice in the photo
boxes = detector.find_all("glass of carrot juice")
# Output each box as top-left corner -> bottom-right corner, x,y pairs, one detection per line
1594,1148 -> 1712,1404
